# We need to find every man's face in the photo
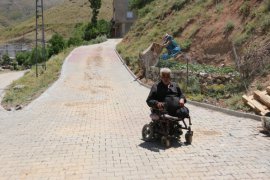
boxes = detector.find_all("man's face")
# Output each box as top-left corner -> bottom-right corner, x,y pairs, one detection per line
161,73 -> 171,85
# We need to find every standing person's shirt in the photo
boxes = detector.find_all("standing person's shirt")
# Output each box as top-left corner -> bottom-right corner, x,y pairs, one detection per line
165,36 -> 180,54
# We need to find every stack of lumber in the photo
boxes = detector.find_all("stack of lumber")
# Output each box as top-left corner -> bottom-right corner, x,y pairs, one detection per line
242,86 -> 270,116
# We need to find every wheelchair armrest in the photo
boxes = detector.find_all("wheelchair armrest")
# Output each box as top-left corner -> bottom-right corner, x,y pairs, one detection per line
164,114 -> 180,121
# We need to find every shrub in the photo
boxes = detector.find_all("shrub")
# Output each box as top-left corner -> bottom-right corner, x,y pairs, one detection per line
16,51 -> 31,66
1,54 -> 11,66
206,84 -> 226,97
233,33 -> 249,46
171,0 -> 188,11
129,0 -> 155,10
29,46 -> 48,65
240,2 -> 250,17
215,3 -> 224,14
97,19 -> 111,36
225,94 -> 249,111
48,33 -> 66,58
264,0 -> 270,12
261,16 -> 270,33
67,37 -> 83,47
181,39 -> 192,51
89,35 -> 107,44
138,7 -> 151,17
224,21 -> 235,34
245,23 -> 255,35
84,20 -> 111,41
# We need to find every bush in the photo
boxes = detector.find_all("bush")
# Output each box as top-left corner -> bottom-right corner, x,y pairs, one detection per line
138,7 -> 151,17
48,33 -> 66,57
16,51 -> 31,66
233,33 -> 249,46
67,37 -> 83,47
245,23 -> 255,35
29,46 -> 48,65
84,20 -> 111,41
224,21 -> 235,34
89,35 -> 107,44
129,0 -> 155,10
1,54 -> 11,66
261,15 -> 270,33
181,39 -> 192,51
264,0 -> 270,12
240,2 -> 250,17
171,0 -> 188,11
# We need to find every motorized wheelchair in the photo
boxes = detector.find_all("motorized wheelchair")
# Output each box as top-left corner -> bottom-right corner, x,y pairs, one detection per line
142,106 -> 193,148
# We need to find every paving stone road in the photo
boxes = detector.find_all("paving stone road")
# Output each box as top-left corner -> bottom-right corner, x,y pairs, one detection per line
0,39 -> 269,180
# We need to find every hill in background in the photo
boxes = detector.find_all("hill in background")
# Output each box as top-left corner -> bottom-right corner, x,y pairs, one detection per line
118,0 -> 269,66
0,0 -> 65,28
0,0 -> 113,43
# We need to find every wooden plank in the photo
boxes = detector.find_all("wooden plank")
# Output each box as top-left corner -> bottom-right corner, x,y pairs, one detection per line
253,90 -> 270,109
242,95 -> 269,115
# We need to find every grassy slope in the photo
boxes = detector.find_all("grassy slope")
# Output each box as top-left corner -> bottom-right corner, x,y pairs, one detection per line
117,0 -> 212,73
0,0 -> 113,43
117,0 -> 270,111
1,48 -> 73,109
0,0 -> 64,28
117,0 -> 270,71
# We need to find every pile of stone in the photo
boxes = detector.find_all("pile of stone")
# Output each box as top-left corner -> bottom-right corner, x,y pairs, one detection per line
242,86 -> 270,116
198,72 -> 237,85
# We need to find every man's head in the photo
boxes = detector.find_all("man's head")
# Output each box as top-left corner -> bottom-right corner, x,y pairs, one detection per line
163,33 -> 170,42
160,68 -> 171,85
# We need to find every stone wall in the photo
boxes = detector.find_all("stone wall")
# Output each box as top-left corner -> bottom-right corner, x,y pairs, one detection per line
146,66 -> 237,86
0,44 -> 31,59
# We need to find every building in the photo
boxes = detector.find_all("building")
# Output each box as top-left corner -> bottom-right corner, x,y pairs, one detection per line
0,44 -> 31,60
112,0 -> 136,38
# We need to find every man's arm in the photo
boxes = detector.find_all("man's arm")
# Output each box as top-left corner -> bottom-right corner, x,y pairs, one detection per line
146,84 -> 158,108
176,84 -> 186,107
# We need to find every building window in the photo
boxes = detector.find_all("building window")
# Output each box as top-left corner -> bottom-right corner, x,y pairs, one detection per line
127,11 -> 133,19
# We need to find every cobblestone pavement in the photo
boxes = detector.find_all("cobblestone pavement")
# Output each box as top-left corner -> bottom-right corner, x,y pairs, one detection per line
0,71 -> 26,110
0,39 -> 269,180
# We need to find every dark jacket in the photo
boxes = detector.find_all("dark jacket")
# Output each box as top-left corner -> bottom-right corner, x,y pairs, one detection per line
146,80 -> 186,108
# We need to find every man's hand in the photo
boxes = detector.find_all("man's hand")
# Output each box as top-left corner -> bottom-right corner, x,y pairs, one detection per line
156,102 -> 164,109
179,98 -> 185,107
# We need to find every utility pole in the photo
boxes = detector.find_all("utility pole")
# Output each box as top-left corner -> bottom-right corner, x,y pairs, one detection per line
35,0 -> 46,77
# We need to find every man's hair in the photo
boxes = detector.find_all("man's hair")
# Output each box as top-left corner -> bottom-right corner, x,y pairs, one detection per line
160,68 -> 171,76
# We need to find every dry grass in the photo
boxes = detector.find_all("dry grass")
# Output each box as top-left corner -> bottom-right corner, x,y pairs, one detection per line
0,0 -> 113,43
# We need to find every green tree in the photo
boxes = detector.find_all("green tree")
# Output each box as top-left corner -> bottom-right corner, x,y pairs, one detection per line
84,20 -> 111,41
89,0 -> 101,25
30,46 -> 48,65
48,33 -> 66,57
16,51 -> 31,66
1,54 -> 11,66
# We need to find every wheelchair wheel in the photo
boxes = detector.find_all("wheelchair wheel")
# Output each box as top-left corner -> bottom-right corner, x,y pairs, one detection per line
161,136 -> 171,148
185,131 -> 193,145
142,124 -> 154,142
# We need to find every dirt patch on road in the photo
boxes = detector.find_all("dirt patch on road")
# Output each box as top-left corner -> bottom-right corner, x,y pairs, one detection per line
196,129 -> 222,136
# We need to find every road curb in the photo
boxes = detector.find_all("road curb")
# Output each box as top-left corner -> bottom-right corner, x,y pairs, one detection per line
115,49 -> 262,122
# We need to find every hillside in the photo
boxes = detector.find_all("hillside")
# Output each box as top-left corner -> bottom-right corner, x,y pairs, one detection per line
118,0 -> 269,65
0,0 -> 113,43
0,0 -> 64,27
117,0 -> 270,111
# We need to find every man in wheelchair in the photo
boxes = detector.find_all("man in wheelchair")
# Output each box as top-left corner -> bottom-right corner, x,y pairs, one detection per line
146,68 -> 189,119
